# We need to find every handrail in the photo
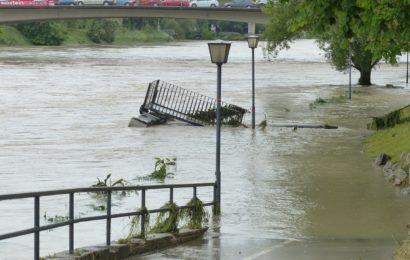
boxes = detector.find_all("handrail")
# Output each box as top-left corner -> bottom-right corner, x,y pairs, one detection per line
0,182 -> 215,200
0,182 -> 216,260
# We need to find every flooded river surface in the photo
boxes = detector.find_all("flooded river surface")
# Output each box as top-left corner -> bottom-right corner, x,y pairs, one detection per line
1,40 -> 410,259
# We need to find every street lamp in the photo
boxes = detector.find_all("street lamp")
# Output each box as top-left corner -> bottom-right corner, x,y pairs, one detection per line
248,35 -> 259,129
348,40 -> 353,100
406,51 -> 409,84
208,40 -> 231,213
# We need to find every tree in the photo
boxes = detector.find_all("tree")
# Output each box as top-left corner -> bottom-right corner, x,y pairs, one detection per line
357,0 -> 410,63
263,0 -> 407,86
87,19 -> 119,44
16,22 -> 66,46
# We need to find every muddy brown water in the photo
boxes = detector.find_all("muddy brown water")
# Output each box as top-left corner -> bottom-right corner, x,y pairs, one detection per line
0,40 -> 410,259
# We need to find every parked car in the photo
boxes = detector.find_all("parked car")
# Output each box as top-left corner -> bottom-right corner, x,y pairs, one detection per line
116,0 -> 136,5
0,0 -> 54,6
159,0 -> 189,6
76,0 -> 114,5
224,0 -> 258,8
189,0 -> 218,7
255,0 -> 269,7
56,0 -> 77,5
138,0 -> 160,5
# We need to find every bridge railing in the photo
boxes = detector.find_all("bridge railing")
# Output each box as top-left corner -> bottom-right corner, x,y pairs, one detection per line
0,182 -> 216,260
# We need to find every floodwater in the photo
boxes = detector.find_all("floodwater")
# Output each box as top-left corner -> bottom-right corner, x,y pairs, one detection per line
0,40 -> 410,259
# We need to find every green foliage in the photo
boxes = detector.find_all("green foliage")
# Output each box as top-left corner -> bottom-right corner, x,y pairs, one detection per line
16,22 -> 66,46
72,248 -> 87,256
258,120 -> 267,130
309,96 -> 346,109
147,157 -> 176,180
90,204 -> 106,211
395,237 -> 410,260
92,173 -> 127,188
264,0 -> 410,85
114,27 -> 172,44
44,214 -> 69,224
91,173 -> 128,198
0,25 -> 30,46
188,105 -> 246,126
87,19 -> 119,44
218,32 -> 245,41
180,198 -> 208,229
356,0 -> 410,63
150,202 -> 180,233
263,0 -> 301,57
367,121 -> 410,163
126,207 -> 150,240
369,105 -> 410,130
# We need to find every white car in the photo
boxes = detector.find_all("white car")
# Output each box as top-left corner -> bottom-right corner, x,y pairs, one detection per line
189,0 -> 218,7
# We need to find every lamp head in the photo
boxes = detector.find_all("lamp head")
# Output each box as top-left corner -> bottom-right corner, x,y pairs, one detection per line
247,35 -> 259,49
208,40 -> 231,64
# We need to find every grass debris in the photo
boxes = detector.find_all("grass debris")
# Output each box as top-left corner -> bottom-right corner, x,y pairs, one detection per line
180,198 -> 208,229
150,202 -> 180,234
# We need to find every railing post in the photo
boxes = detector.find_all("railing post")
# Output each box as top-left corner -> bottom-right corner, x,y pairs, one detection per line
193,186 -> 197,200
170,187 -> 173,204
141,189 -> 146,238
69,193 -> 74,254
213,183 -> 218,214
34,196 -> 40,260
106,190 -> 112,246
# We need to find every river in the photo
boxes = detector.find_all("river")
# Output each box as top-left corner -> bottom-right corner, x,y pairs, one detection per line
1,40 -> 410,259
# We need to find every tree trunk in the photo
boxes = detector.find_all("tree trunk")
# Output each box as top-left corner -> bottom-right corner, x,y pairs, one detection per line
358,69 -> 372,86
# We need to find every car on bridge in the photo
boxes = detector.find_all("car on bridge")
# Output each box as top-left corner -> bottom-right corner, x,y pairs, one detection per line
116,0 -> 136,5
56,0 -> 78,5
189,0 -> 219,7
223,0 -> 258,8
159,0 -> 189,6
76,0 -> 114,5
138,0 -> 160,5
0,0 -> 54,6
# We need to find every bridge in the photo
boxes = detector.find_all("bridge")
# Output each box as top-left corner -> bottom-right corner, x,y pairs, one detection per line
0,6 -> 270,33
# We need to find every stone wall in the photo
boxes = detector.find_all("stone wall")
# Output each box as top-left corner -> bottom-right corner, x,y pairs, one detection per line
44,228 -> 207,260
375,152 -> 410,194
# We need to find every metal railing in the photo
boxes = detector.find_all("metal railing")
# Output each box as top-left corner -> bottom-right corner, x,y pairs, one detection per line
140,80 -> 247,126
0,182 -> 215,260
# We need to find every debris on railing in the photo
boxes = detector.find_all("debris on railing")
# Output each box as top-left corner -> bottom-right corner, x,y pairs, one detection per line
129,80 -> 247,127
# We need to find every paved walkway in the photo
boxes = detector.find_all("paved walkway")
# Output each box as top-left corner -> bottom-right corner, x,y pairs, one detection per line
126,228 -> 396,260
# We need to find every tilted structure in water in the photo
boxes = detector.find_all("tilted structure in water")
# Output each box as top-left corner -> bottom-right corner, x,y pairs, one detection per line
129,80 -> 247,127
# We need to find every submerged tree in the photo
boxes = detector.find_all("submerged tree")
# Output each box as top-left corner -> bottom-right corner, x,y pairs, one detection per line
263,0 -> 409,86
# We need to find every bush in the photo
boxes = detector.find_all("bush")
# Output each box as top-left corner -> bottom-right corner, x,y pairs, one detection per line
87,19 -> 119,44
16,22 -> 66,46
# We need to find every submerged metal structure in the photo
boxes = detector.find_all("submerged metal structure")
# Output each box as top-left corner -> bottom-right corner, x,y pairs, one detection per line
130,80 -> 247,127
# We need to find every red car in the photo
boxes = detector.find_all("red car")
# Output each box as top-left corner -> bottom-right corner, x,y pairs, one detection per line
138,0 -> 160,5
0,0 -> 54,5
159,0 -> 189,6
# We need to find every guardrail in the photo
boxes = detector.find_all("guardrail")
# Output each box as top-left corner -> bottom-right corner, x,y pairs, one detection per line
0,182 -> 216,260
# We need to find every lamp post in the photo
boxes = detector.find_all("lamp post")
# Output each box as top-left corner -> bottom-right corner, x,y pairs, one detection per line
348,42 -> 352,100
406,51 -> 409,84
208,40 -> 231,214
248,35 -> 259,129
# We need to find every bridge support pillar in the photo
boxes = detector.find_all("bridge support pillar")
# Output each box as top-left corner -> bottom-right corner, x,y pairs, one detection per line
248,22 -> 256,35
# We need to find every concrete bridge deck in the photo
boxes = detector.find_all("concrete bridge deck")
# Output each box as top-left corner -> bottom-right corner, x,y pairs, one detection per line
0,6 -> 270,24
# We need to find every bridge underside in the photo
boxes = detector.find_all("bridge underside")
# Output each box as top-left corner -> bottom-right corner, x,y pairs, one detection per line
0,6 -> 270,26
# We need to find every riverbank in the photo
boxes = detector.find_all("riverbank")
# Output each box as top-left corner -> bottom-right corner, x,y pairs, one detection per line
0,24 -> 173,46
0,21 -> 248,47
366,105 -> 410,259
